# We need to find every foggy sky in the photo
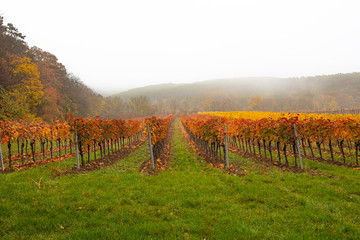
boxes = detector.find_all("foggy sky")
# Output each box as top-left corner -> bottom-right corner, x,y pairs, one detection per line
1,0 -> 360,95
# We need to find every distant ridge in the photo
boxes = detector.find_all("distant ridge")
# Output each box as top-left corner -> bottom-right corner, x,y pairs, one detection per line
113,73 -> 360,103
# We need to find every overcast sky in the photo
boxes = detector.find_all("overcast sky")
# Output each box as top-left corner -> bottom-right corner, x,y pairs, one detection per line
1,0 -> 360,94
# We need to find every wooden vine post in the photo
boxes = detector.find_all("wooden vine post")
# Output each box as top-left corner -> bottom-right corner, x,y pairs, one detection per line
294,124 -> 303,169
224,125 -> 230,168
0,137 -> 4,172
75,130 -> 80,169
147,124 -> 155,168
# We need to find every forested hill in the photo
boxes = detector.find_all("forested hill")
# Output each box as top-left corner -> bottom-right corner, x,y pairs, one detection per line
115,74 -> 360,100
114,73 -> 360,113
0,16 -> 103,121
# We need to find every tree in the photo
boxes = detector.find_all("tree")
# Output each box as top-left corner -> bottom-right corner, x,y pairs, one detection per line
0,16 -> 27,56
29,47 -> 66,120
248,96 -> 263,110
101,97 -> 126,119
203,98 -> 213,111
8,56 -> 43,111
0,87 -> 35,119
129,96 -> 153,117
322,95 -> 339,110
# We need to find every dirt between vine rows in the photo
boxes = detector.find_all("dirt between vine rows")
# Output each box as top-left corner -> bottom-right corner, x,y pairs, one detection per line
228,146 -> 336,178
58,138 -> 146,177
138,121 -> 174,176
180,122 -> 245,176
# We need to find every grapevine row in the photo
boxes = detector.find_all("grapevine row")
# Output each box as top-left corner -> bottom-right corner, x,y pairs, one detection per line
70,117 -> 144,167
145,115 -> 175,161
0,117 -> 144,171
181,114 -> 228,163
182,112 -> 360,168
207,111 -> 360,165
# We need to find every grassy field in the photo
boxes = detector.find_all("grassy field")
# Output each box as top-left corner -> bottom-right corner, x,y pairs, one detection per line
0,119 -> 359,239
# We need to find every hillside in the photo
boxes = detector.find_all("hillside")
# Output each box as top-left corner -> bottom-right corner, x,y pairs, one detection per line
115,78 -> 282,100
113,73 -> 360,113
115,74 -> 360,99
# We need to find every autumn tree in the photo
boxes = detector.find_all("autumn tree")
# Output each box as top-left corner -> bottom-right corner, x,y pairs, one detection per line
0,16 -> 42,119
248,96 -> 263,110
0,16 -> 27,56
129,96 -> 153,117
62,74 -> 104,118
9,56 -> 43,108
101,97 -> 127,119
0,54 -> 43,119
203,98 -> 213,111
29,47 -> 67,120
0,87 -> 34,119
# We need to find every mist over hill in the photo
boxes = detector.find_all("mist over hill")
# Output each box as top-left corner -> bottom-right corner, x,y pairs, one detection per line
114,74 -> 360,100
110,73 -> 360,116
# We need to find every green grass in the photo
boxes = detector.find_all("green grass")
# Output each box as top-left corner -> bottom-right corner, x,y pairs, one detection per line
0,119 -> 359,239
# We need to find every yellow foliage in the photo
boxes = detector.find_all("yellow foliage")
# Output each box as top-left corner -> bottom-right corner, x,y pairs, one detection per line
199,111 -> 360,121
248,96 -> 262,110
8,56 -> 43,109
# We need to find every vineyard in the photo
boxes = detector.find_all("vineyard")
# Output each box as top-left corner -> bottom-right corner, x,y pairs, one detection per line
145,115 -> 175,161
0,112 -> 359,239
181,111 -> 360,170
2,111 -> 360,173
0,115 -> 174,172
1,6 -> 360,238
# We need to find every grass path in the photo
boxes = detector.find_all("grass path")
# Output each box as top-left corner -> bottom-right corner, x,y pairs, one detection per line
0,118 -> 359,239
